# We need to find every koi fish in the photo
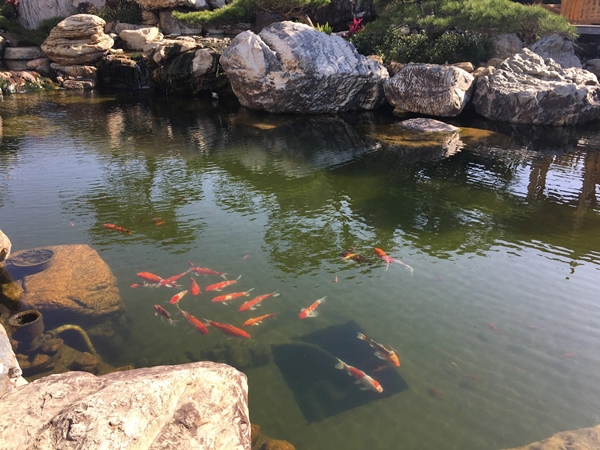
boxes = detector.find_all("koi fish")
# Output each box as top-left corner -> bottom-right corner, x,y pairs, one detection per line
103,223 -> 131,234
487,321 -> 498,332
334,358 -> 383,393
178,306 -> 208,334
299,296 -> 326,319
203,319 -> 251,339
187,262 -> 227,279
189,277 -> 201,296
131,282 -> 147,288
155,221 -> 165,226
212,289 -> 255,305
169,290 -> 188,305
357,332 -> 400,367
205,275 -> 242,292
159,271 -> 188,288
334,276 -> 338,283
137,272 -> 163,284
243,313 -> 278,327
428,387 -> 443,397
340,247 -> 372,265
154,305 -> 177,326
374,248 -> 413,275
563,352 -> 576,358
238,290 -> 279,312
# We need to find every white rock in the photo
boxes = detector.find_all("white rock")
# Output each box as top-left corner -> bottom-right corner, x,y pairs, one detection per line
3,46 -> 44,60
119,27 -> 163,51
528,34 -> 582,69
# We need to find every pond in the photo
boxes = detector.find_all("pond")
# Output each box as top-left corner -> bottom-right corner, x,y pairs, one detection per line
1,89 -> 599,450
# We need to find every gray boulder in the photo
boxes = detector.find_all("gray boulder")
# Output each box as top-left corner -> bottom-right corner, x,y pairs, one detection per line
159,10 -> 205,35
0,362 -> 250,449
220,21 -> 389,113
490,33 -> 523,60
473,48 -> 600,126
528,34 -> 581,69
384,64 -> 475,117
18,0 -> 77,30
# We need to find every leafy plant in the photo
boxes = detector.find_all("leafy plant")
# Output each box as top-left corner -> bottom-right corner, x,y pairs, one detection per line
90,0 -> 142,24
0,14 -> 63,46
315,22 -> 332,34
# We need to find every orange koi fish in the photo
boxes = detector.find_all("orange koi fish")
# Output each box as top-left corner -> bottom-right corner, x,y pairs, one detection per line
178,306 -> 208,334
187,262 -> 227,279
428,387 -> 443,397
357,332 -> 400,367
137,271 -> 163,284
299,296 -> 326,319
238,290 -> 280,312
189,277 -> 201,296
103,223 -> 131,234
487,321 -> 498,332
242,313 -> 278,327
212,289 -> 254,305
205,275 -> 242,292
154,305 -> 177,326
340,247 -> 372,265
169,290 -> 188,305
334,358 -> 383,393
203,319 -> 251,339
374,248 -> 413,275
159,271 -> 188,288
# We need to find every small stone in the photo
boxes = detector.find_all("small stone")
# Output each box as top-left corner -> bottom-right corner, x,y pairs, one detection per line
73,352 -> 99,369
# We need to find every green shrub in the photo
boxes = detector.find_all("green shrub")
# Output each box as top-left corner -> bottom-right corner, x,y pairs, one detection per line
315,22 -> 332,34
90,0 -> 142,24
0,14 -> 63,46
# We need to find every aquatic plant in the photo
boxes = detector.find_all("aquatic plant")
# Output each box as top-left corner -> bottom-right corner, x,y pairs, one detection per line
315,22 -> 333,34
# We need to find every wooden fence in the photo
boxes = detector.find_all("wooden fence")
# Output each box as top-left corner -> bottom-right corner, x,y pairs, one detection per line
560,0 -> 600,24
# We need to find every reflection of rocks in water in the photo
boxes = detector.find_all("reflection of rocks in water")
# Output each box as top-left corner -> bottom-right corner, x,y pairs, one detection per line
200,339 -> 271,371
251,423 -> 297,450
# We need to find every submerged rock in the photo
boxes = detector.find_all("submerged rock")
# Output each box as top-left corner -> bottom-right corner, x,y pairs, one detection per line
220,21 -> 388,113
506,424 -> 600,449
0,324 -> 27,398
0,362 -> 250,449
0,230 -> 10,266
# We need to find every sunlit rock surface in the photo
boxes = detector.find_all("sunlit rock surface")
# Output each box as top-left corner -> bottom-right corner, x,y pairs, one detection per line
220,21 -> 389,113
0,362 -> 250,449
0,324 -> 27,398
473,48 -> 600,126
528,34 -> 582,69
384,64 -> 475,117
18,0 -> 77,30
0,230 -> 9,265
506,424 -> 600,449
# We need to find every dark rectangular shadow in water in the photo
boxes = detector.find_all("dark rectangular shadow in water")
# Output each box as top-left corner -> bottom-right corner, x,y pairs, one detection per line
272,321 -> 408,423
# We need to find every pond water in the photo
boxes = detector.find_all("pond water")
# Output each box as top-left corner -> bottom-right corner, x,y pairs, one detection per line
1,90 -> 599,449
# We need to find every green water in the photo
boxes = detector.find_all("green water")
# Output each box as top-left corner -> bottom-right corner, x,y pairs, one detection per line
1,90 -> 600,449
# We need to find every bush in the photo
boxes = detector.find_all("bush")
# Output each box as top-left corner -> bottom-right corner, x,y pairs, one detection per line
315,22 -> 332,34
90,0 -> 142,24
0,14 -> 63,46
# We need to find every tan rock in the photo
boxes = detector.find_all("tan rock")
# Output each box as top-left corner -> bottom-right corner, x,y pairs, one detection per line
50,63 -> 97,80
506,424 -> 600,449
119,27 -> 162,51
26,57 -> 51,70
14,244 -> 124,328
0,324 -> 27,398
0,362 -> 250,449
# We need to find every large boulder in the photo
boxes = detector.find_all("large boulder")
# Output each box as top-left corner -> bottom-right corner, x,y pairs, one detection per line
18,0 -> 77,30
219,21 -> 389,113
384,64 -> 475,117
0,362 -> 250,449
0,230 -> 10,266
490,33 -> 523,60
119,26 -> 163,51
473,48 -> 600,126
41,14 -> 114,65
8,244 -> 125,328
528,34 -> 582,69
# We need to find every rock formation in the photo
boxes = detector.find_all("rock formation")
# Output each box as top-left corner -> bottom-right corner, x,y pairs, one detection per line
41,14 -> 114,65
0,230 -> 10,266
220,21 -> 389,113
473,48 -> 600,126
0,324 -> 27,398
18,0 -> 78,30
528,33 -> 582,69
384,64 -> 475,117
506,424 -> 600,449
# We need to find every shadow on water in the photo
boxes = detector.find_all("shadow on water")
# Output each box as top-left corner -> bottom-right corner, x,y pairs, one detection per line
273,321 -> 408,423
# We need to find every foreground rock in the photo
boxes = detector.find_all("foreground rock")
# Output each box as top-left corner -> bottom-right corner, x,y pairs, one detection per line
7,244 -> 125,328
384,64 -> 475,117
0,230 -> 10,265
220,21 -> 388,113
0,324 -> 27,398
506,424 -> 600,449
0,362 -> 250,449
41,14 -> 114,65
473,48 -> 600,126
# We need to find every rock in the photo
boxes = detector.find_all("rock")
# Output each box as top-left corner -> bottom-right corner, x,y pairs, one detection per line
132,0 -> 209,10
142,10 -> 159,25
385,61 -> 405,77
3,46 -> 44,60
0,70 -> 57,95
0,230 -> 10,266
220,21 -> 388,113
96,53 -> 151,89
18,0 -> 77,30
9,244 -> 125,329
41,14 -> 114,65
159,10 -> 204,35
528,34 -> 581,69
586,58 -> 600,78
453,61 -> 474,73
384,64 -> 475,117
473,48 -> 600,125
0,362 -> 250,449
143,37 -> 200,66
119,26 -> 163,51
26,57 -> 51,70
261,440 -> 296,450
0,266 -> 22,308
50,63 -> 97,80
114,22 -> 146,34
490,33 -> 523,60
0,323 -> 27,398
71,351 -> 100,373
505,424 -> 600,449
62,79 -> 96,89
397,118 -> 459,133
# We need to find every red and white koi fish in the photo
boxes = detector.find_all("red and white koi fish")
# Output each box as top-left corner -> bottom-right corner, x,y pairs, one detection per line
357,332 -> 400,367
374,248 -> 413,275
187,262 -> 227,279
159,271 -> 188,288
299,296 -> 326,319
169,290 -> 188,305
137,272 -> 163,284
334,358 -> 383,393
203,319 -> 251,339
205,275 -> 242,292
189,277 -> 201,296
178,306 -> 208,334
212,289 -> 255,305
238,290 -> 280,312
243,313 -> 278,327
154,305 -> 177,326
